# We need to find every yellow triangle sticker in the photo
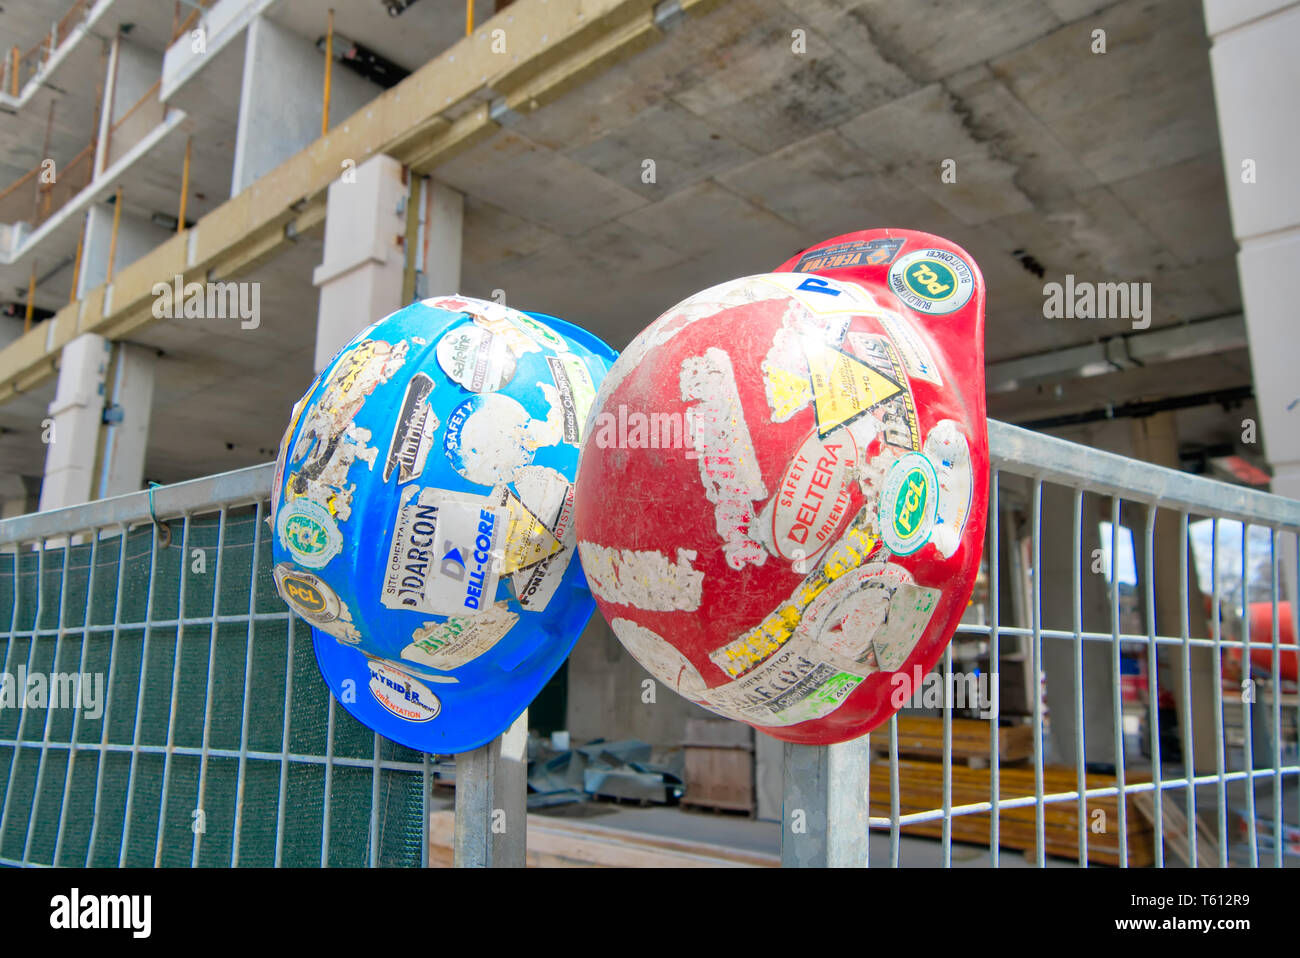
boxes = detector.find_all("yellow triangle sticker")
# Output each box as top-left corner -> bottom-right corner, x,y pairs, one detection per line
501,490 -> 564,574
802,338 -> 904,435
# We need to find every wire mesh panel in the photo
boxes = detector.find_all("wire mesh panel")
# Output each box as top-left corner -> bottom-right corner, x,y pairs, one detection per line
864,422 -> 1300,868
3,422 -> 1299,868
0,467 -> 435,868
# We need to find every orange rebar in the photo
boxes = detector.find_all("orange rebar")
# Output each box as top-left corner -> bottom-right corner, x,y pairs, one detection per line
24,262 -> 36,333
322,8 -> 333,136
177,136 -> 191,232
467,0 -> 474,35
70,219 -> 85,304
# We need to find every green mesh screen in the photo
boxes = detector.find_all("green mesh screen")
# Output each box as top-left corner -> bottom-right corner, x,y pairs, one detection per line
0,509 -> 432,867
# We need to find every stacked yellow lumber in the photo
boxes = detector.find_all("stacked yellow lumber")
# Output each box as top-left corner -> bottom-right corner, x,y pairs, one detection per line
871,758 -> 1155,866
427,811 -> 778,867
881,716 -> 1034,763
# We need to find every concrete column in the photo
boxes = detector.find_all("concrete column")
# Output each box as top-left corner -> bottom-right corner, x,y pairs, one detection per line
312,154 -> 407,371
1204,0 -> 1300,632
417,178 -> 464,300
97,343 -> 156,499
38,333 -> 111,511
78,202 -> 173,300
37,334 -> 155,511
231,16 -> 378,196
94,36 -> 162,176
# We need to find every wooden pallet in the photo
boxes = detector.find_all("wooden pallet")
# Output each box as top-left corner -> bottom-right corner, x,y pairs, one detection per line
870,758 -> 1155,866
876,716 -> 1034,764
682,719 -> 755,814
427,811 -> 778,867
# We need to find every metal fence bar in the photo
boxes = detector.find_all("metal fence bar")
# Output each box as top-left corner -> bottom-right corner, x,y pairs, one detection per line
1240,522 -> 1258,867
1109,497 -> 1128,868
21,533 -> 70,864
52,527 -> 100,865
988,468 -> 1001,868
1143,504 -> 1163,867
1270,530 -> 1282,868
0,538 -> 44,855
192,507 -> 228,867
781,734 -> 871,867
231,501 -> 264,866
1179,511 -> 1197,867
87,525 -> 128,865
1072,487 -> 1087,867
154,513 -> 192,868
119,524 -> 160,867
1031,478 -> 1045,867
1211,519 -> 1228,866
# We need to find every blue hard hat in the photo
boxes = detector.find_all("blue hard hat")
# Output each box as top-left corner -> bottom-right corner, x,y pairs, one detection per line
270,295 -> 616,753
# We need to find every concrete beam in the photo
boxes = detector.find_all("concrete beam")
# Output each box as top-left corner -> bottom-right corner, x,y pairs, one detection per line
988,314 -> 1248,394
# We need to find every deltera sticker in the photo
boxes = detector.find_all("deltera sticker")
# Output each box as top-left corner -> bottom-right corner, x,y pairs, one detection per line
546,355 -> 596,444
276,498 -> 343,568
381,486 -> 504,615
368,661 -> 441,722
798,561 -> 939,670
888,248 -> 976,315
879,453 -> 939,556
923,420 -> 974,559
794,237 -> 905,273
273,563 -> 360,643
401,602 -> 519,671
436,323 -> 517,393
383,373 -> 439,483
771,428 -> 857,563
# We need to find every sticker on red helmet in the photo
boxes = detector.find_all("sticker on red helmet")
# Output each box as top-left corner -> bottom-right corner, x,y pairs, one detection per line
887,247 -> 976,315
575,228 -> 988,745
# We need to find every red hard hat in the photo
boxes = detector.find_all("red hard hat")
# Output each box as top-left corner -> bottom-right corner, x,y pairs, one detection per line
574,228 -> 988,744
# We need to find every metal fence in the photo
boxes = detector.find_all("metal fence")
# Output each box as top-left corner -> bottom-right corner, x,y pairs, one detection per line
1,420 -> 1297,867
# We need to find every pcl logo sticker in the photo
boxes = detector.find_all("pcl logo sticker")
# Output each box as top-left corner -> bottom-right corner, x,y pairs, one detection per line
276,497 -> 343,568
879,452 -> 939,556
888,248 -> 975,315
368,662 -> 441,723
274,563 -> 334,617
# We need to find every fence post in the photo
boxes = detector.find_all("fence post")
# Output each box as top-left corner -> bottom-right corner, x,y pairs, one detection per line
781,737 -> 871,867
453,710 -> 527,867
